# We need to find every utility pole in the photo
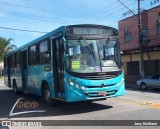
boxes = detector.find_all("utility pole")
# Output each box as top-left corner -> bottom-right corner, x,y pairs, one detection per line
118,0 -> 144,78
138,0 -> 144,79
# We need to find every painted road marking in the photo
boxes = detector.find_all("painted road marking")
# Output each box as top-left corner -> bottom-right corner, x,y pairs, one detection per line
119,96 -> 159,105
110,97 -> 160,110
126,91 -> 160,99
151,104 -> 160,109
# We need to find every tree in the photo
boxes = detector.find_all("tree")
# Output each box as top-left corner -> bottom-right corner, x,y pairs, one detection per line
0,37 -> 17,61
0,37 -> 16,76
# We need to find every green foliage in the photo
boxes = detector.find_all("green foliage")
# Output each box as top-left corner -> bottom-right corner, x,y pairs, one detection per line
0,36 -> 17,61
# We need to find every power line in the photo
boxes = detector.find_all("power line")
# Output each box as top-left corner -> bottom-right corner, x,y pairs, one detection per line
79,1 -> 136,25
79,0 -> 130,24
0,1 -> 132,26
1,25 -> 158,35
0,9 -> 73,23
78,1 -> 121,23
0,9 -> 68,24
0,1 -> 53,14
93,1 -> 137,23
0,0 -> 136,26
0,26 -> 48,33
93,1 -> 136,23
0,0 -> 86,18
117,0 -> 136,15
119,4 -> 159,31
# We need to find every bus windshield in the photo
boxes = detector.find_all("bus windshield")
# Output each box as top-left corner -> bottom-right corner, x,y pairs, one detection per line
66,38 -> 120,73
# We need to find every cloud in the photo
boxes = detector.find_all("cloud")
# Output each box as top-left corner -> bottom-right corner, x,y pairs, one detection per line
0,12 -> 5,17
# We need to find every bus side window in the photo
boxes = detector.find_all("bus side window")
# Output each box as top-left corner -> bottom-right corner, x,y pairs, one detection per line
28,45 -> 37,66
56,39 -> 60,67
16,52 -> 21,67
39,40 -> 50,65
11,54 -> 16,68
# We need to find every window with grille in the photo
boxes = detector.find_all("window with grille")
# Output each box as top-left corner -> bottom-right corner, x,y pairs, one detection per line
127,61 -> 139,75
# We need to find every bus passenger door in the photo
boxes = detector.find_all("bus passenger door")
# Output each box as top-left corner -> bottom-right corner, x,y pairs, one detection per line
7,56 -> 11,87
21,50 -> 28,90
52,37 -> 65,99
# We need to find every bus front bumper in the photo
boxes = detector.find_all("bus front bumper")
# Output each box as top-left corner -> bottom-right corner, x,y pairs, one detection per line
66,83 -> 125,102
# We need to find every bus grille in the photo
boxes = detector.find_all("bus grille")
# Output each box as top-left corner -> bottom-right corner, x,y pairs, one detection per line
85,90 -> 117,98
67,69 -> 122,80
79,75 -> 118,80
86,84 -> 115,88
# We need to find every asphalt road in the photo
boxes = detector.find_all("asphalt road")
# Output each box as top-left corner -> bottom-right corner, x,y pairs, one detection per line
0,79 -> 160,129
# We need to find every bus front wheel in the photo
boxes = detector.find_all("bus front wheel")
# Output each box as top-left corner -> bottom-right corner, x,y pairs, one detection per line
43,85 -> 54,106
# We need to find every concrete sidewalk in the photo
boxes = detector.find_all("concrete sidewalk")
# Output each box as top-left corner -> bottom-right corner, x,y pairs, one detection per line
0,78 -> 4,86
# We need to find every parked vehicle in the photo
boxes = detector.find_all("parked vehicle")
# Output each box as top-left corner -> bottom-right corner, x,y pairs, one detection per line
137,74 -> 160,90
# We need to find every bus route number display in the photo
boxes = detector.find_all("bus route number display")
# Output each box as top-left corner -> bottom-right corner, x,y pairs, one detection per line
71,60 -> 80,70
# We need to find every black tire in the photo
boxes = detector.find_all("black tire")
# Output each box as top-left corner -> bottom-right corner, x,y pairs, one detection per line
43,85 -> 54,106
140,83 -> 147,90
13,80 -> 20,94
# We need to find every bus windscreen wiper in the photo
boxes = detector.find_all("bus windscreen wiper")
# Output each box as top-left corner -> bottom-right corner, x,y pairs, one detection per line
103,38 -> 110,59
79,36 -> 96,61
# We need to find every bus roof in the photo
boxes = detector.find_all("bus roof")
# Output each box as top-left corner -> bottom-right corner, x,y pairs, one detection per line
4,24 -> 117,57
4,25 -> 66,57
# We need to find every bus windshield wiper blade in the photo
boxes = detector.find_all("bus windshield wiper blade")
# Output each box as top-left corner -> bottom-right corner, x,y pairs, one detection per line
80,36 -> 92,52
79,36 -> 96,61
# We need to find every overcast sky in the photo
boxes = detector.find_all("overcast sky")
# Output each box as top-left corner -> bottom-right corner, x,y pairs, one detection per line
0,0 -> 158,47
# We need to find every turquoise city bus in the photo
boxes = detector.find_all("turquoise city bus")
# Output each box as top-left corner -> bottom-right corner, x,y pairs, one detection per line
4,24 -> 125,104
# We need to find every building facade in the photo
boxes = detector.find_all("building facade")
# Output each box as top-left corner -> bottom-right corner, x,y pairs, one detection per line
118,5 -> 160,83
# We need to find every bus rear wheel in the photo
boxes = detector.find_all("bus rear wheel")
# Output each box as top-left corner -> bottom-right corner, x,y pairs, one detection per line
43,85 -> 54,106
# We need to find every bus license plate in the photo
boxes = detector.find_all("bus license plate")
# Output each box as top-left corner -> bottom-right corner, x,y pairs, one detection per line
98,91 -> 107,96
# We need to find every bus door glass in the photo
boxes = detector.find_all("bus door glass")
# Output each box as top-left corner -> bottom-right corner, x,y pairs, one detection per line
51,37 -> 65,99
7,56 -> 11,87
21,50 -> 28,90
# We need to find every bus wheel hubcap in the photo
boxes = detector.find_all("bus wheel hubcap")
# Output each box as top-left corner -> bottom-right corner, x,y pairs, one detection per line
45,90 -> 50,101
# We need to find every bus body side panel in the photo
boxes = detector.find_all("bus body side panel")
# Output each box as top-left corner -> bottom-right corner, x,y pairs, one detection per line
10,68 -> 15,88
27,65 -> 54,96
4,57 -> 10,87
40,65 -> 54,98
15,67 -> 23,90
27,66 -> 40,95
4,69 -> 8,86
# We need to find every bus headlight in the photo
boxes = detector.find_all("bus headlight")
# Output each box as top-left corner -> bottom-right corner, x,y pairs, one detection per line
75,84 -> 80,88
69,79 -> 74,86
81,86 -> 86,90
116,78 -> 124,87
70,81 -> 74,86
